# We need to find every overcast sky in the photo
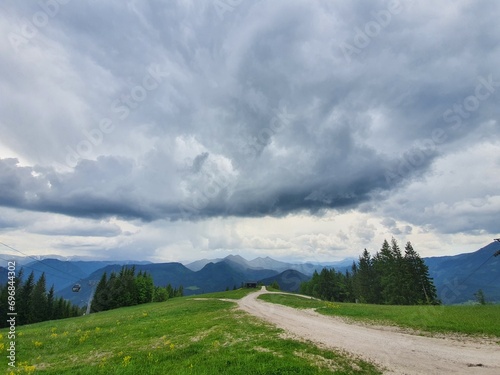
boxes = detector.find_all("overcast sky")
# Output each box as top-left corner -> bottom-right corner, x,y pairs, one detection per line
0,0 -> 499,263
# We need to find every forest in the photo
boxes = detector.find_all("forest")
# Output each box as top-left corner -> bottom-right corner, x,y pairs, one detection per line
0,270 -> 81,328
90,266 -> 183,313
300,239 -> 439,305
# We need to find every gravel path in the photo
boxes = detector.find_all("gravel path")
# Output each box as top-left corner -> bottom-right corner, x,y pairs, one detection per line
237,287 -> 500,374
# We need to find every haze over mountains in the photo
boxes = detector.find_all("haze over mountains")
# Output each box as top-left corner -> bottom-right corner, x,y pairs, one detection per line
1,242 -> 499,306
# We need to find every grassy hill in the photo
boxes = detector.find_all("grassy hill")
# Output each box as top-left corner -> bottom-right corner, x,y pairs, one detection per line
0,289 -> 380,374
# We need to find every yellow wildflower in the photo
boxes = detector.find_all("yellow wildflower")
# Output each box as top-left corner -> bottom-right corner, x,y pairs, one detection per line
23,364 -> 36,373
123,355 -> 131,366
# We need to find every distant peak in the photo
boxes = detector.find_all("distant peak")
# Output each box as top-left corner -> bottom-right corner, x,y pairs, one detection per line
225,254 -> 246,261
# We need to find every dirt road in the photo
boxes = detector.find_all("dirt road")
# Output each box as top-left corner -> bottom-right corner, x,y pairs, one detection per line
237,287 -> 500,374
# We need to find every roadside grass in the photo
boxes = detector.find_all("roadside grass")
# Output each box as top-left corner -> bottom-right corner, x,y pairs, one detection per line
0,294 -> 381,374
188,288 -> 256,299
259,294 -> 500,338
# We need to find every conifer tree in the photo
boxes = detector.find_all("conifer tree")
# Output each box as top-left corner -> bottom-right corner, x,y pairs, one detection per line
354,249 -> 380,303
403,241 -> 438,304
19,271 -> 35,324
91,272 -> 109,312
166,283 -> 174,299
47,285 -> 55,320
30,272 -> 48,323
54,297 -> 65,319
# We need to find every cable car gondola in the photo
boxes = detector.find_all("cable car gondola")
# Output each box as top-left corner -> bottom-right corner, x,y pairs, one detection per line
72,283 -> 81,292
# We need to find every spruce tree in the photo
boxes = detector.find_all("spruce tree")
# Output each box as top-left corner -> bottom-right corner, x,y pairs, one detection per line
166,283 -> 174,299
30,273 -> 48,323
355,249 -> 380,303
389,238 -> 406,304
374,239 -> 402,304
91,272 -> 109,312
403,242 -> 438,304
19,271 -> 35,324
47,285 -> 55,320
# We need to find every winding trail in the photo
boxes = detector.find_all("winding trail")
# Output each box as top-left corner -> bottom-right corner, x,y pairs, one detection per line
237,287 -> 500,374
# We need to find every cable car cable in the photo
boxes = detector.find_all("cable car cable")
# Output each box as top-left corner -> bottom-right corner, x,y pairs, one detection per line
0,241 -> 84,284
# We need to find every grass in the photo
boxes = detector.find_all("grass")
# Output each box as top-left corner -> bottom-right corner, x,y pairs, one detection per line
0,290 -> 381,374
259,294 -> 500,338
188,288 -> 257,299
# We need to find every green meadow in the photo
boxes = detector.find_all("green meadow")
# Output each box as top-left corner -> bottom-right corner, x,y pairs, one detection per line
259,294 -> 500,338
0,290 -> 381,375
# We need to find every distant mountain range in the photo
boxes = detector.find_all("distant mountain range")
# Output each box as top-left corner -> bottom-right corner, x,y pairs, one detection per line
425,242 -> 500,304
1,241 -> 499,305
185,254 -> 352,275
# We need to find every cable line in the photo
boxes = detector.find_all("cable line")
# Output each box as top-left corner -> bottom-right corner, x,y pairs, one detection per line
0,241 -> 82,284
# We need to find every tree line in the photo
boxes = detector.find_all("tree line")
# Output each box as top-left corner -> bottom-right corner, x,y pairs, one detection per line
300,239 -> 439,305
0,270 -> 82,328
90,266 -> 183,313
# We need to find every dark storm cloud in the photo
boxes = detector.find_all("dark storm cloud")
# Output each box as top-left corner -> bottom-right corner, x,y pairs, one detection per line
0,0 -> 499,233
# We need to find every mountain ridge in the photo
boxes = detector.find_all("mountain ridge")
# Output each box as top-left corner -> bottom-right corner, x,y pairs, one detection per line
3,242 -> 499,305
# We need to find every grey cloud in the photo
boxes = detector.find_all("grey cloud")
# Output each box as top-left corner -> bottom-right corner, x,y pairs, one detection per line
0,0 -> 499,234
30,222 -> 122,237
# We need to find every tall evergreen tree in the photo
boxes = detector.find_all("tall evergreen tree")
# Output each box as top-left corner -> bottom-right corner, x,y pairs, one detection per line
373,239 -> 404,304
54,297 -> 65,319
30,272 -> 48,323
354,249 -> 380,303
91,272 -> 109,312
389,238 -> 406,304
166,283 -> 174,299
19,271 -> 35,324
403,242 -> 438,304
47,285 -> 55,320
